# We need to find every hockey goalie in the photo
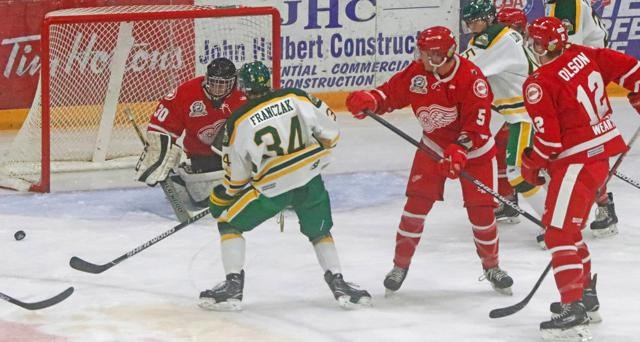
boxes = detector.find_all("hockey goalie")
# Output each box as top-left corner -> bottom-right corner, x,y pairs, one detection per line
135,57 -> 247,220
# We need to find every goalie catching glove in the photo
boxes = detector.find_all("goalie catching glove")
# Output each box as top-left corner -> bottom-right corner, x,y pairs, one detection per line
135,131 -> 182,186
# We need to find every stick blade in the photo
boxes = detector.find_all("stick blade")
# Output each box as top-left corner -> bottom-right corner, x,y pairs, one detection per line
16,287 -> 74,310
69,256 -> 111,274
489,302 -> 525,319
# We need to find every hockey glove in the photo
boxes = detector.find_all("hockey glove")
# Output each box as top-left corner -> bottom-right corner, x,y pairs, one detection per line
346,90 -> 379,119
209,184 -> 234,219
438,143 -> 468,179
521,147 -> 546,186
628,92 -> 640,114
135,131 -> 182,186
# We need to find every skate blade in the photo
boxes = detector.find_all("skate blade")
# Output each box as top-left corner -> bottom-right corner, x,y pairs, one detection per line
492,285 -> 513,296
496,217 -> 520,224
198,298 -> 242,312
337,295 -> 372,309
540,324 -> 592,342
537,239 -> 548,250
384,288 -> 398,298
591,225 -> 618,238
587,311 -> 602,324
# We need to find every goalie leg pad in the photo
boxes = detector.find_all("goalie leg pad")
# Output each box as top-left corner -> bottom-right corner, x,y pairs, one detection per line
135,132 -> 182,186
176,165 -> 225,206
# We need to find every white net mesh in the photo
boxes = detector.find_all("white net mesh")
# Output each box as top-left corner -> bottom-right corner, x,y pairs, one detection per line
0,5 -> 277,191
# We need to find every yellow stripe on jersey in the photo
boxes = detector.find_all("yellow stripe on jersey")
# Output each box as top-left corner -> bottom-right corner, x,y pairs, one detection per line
500,107 -> 528,115
521,185 -> 542,198
219,188 -> 260,223
488,27 -> 511,49
229,94 -> 316,145
494,95 -> 524,106
221,233 -> 243,241
210,192 -> 233,207
253,150 -> 331,188
517,122 -> 533,162
575,0 -> 582,34
252,143 -> 323,180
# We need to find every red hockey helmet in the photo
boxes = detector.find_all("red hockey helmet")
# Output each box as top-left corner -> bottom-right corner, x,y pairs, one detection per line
527,16 -> 568,54
416,26 -> 457,67
496,8 -> 528,33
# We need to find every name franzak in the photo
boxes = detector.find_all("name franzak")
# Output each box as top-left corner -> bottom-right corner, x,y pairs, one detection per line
249,99 -> 294,126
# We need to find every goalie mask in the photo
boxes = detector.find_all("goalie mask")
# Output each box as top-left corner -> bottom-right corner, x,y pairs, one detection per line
204,57 -> 237,102
238,61 -> 271,97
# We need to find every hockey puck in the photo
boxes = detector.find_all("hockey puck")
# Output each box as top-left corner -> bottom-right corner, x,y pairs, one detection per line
14,230 -> 26,241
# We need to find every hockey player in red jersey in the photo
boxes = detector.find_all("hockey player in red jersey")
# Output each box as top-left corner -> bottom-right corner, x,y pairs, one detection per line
135,57 -> 247,214
496,7 -> 528,34
522,17 -> 640,341
346,26 -> 514,296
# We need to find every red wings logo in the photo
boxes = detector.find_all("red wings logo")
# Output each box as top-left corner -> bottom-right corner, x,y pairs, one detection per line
197,119 -> 226,146
416,105 -> 458,133
525,83 -> 543,104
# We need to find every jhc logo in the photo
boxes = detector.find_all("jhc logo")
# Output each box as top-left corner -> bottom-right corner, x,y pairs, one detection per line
281,0 -> 376,29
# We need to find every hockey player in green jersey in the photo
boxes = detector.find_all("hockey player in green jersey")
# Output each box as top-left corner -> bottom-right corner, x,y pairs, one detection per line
199,61 -> 371,311
462,0 -> 548,247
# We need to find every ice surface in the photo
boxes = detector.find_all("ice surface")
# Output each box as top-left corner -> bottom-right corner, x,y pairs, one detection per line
1,99 -> 639,341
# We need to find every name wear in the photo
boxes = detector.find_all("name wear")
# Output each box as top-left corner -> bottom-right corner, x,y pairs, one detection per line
249,99 -> 295,126
557,52 -> 590,81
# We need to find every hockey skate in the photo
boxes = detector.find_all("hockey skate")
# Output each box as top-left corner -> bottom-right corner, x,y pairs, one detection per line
590,192 -> 618,238
324,271 -> 371,309
383,266 -> 408,296
480,267 -> 513,295
550,274 -> 601,323
495,196 -> 520,224
199,270 -> 244,311
540,302 -> 591,342
536,230 -> 547,250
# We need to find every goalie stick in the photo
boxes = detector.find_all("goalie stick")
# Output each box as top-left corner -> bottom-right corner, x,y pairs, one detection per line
0,287 -> 74,310
70,208 -> 210,274
126,108 -> 191,222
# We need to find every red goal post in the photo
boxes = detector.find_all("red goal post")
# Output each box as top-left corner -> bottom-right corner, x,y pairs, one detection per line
0,5 -> 281,192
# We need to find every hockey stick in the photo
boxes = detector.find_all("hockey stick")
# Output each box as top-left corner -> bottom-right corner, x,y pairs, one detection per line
489,125 -> 640,318
69,208 -> 210,274
0,287 -> 74,310
363,110 -> 544,227
614,171 -> 640,190
126,108 -> 191,222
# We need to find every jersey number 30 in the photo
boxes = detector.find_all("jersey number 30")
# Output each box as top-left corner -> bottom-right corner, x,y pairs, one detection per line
254,116 -> 305,156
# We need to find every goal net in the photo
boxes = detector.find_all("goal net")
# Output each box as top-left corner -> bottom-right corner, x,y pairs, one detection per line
0,5 -> 281,192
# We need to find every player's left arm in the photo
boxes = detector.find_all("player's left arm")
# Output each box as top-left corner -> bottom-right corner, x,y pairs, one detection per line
457,73 -> 494,150
296,94 -> 340,149
209,128 -> 251,218
522,78 -> 562,166
580,0 -> 608,48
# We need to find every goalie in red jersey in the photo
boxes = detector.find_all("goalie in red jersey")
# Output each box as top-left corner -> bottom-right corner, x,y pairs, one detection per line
521,17 -> 640,341
346,26 -> 514,296
135,57 -> 247,217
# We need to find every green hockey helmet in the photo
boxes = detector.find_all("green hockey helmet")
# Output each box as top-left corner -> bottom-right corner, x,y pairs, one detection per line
462,0 -> 497,24
238,61 -> 271,96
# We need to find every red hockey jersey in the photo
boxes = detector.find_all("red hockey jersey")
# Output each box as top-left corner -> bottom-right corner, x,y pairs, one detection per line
373,55 -> 495,161
522,44 -> 640,166
147,76 -> 247,157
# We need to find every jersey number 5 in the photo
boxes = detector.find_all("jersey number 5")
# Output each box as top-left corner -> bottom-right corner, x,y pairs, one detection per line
576,70 -> 610,125
254,116 -> 305,156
